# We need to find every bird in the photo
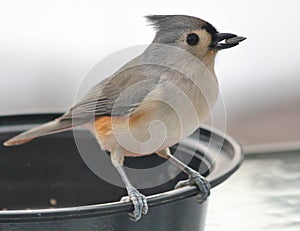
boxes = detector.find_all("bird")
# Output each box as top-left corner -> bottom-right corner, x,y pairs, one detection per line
3,15 -> 246,221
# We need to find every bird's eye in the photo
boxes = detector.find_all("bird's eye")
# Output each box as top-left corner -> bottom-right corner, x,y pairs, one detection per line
186,33 -> 199,46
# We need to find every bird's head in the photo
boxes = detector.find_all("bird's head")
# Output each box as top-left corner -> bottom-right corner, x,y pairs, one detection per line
146,15 -> 246,62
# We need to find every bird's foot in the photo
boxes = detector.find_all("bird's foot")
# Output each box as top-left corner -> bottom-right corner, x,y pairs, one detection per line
175,170 -> 211,203
120,186 -> 148,222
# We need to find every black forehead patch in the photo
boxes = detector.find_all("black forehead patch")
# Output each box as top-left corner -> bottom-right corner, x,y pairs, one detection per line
202,23 -> 218,35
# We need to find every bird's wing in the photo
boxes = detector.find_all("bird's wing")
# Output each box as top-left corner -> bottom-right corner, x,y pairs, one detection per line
4,64 -> 163,146
61,64 -> 164,121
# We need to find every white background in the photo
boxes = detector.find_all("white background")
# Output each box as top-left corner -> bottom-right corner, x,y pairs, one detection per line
1,0 -> 299,145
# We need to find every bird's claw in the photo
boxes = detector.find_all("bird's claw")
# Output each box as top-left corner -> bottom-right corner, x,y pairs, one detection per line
175,171 -> 211,203
120,187 -> 148,222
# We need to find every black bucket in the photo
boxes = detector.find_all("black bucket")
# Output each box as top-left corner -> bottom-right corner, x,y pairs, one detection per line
0,114 -> 243,231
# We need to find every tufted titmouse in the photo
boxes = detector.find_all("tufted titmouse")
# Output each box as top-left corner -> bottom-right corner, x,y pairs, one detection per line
3,15 -> 246,221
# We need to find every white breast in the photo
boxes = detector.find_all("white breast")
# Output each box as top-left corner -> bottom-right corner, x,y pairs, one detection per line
121,65 -> 219,155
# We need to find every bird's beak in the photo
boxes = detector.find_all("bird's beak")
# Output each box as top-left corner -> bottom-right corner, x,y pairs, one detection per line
211,33 -> 246,50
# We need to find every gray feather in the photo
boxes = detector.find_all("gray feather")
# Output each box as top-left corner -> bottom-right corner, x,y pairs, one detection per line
62,62 -> 163,120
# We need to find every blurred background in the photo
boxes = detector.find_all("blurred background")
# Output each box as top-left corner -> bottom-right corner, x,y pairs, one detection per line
1,0 -> 299,147
0,1 -> 300,230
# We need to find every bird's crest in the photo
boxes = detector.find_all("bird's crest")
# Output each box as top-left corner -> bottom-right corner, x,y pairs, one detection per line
145,15 -> 218,35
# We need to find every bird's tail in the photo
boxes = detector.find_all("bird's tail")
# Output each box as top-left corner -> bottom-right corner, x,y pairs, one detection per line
3,119 -> 74,147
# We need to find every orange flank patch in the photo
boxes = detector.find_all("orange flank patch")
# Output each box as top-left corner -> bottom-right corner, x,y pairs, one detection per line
94,112 -> 147,138
94,112 -> 149,152
94,116 -> 120,139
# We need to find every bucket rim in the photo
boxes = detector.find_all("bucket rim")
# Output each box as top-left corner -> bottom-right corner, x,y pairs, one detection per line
0,113 -> 243,222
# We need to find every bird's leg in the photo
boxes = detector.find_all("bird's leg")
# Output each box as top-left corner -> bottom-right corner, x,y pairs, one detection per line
110,147 -> 148,221
157,148 -> 210,202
